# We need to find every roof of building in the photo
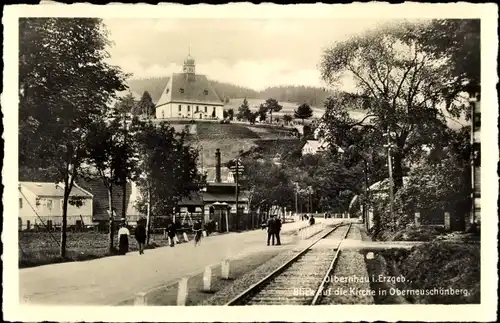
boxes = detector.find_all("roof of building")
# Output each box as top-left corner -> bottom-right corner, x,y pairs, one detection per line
156,73 -> 223,107
76,179 -> 135,221
178,192 -> 204,206
302,139 -> 330,151
19,182 -> 93,198
202,191 -> 250,203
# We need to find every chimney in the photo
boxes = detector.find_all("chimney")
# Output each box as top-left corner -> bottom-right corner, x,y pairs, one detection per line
215,148 -> 222,183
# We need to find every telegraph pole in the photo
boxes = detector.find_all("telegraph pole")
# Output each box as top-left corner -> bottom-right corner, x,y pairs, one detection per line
122,112 -> 128,223
235,159 -> 239,230
383,129 -> 395,219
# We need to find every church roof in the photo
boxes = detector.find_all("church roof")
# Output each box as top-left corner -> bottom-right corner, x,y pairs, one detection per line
156,73 -> 223,107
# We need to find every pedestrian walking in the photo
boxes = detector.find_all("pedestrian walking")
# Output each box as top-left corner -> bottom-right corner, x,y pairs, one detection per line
167,221 -> 177,247
117,221 -> 130,255
135,218 -> 147,255
193,219 -> 203,246
267,215 -> 276,246
309,214 -> 315,226
275,216 -> 282,246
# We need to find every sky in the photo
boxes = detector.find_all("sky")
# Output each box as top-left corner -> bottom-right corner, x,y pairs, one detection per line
103,18 -> 394,91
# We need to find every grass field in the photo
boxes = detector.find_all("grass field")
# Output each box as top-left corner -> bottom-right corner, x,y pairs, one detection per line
18,231 -> 194,268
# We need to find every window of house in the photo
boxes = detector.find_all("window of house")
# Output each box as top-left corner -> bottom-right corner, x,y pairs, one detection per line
180,88 -> 184,93
19,198 -> 22,209
35,197 -> 41,207
196,106 -> 199,112
204,89 -> 208,95
204,106 -> 207,112
187,105 -> 190,112
178,105 -> 182,112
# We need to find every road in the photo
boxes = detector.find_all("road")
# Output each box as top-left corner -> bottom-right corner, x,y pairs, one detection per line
19,220 -> 315,305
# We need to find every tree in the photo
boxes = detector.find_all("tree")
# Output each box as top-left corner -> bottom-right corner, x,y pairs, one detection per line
283,114 -> 293,125
237,98 -> 252,121
133,121 -> 203,239
227,108 -> 234,120
262,98 -> 282,123
319,21 -> 463,190
294,103 -> 313,124
83,117 -> 138,252
135,91 -> 155,117
258,104 -> 268,122
223,110 -> 229,119
19,18 -> 127,257
416,19 -> 480,98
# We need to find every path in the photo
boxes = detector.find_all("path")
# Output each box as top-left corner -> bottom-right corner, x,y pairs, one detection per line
19,220 -> 318,305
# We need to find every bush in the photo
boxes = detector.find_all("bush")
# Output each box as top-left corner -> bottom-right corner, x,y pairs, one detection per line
391,226 -> 444,241
398,242 -> 480,304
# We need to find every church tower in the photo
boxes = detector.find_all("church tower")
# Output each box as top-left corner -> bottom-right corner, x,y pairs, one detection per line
183,48 -> 196,81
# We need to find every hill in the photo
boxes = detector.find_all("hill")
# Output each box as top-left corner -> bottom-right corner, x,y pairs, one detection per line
126,77 -> 335,111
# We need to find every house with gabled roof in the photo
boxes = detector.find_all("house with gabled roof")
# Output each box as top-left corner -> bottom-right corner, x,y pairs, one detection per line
155,53 -> 225,120
18,182 -> 93,230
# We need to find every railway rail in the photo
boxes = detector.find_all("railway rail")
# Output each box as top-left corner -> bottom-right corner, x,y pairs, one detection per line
226,222 -> 352,305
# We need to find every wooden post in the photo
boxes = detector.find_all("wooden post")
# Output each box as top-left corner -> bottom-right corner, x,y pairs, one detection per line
221,259 -> 230,279
414,212 -> 420,226
444,212 -> 451,231
183,232 -> 189,242
202,230 -> 207,237
203,265 -> 212,292
134,292 -> 147,305
177,277 -> 189,306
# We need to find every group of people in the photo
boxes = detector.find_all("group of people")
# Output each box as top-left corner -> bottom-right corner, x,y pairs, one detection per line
117,218 -> 146,255
266,214 -> 282,246
117,217 -> 212,254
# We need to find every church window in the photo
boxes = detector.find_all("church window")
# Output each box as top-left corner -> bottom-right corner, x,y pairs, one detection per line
180,88 -> 184,93
166,88 -> 169,94
204,106 -> 207,112
187,105 -> 191,112
178,105 -> 182,112
204,89 -> 208,95
196,106 -> 199,112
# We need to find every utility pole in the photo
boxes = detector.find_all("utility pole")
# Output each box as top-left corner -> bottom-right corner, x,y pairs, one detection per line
383,129 -> 395,220
122,112 -> 128,223
229,158 -> 244,232
235,159 -> 239,231
294,182 -> 299,217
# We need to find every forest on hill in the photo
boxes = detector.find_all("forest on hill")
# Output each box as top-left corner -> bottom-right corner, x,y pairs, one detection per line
127,77 -> 337,108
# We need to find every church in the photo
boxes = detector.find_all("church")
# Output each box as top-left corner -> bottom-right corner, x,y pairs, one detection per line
155,54 -> 225,120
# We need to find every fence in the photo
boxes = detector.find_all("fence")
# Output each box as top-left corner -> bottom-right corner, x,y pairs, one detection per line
18,215 -> 93,232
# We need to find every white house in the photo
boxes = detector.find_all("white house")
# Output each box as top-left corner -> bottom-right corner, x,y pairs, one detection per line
155,53 -> 225,120
302,139 -> 330,155
18,182 -> 94,230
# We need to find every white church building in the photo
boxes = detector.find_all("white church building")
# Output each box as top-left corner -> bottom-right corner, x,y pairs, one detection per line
155,54 -> 225,120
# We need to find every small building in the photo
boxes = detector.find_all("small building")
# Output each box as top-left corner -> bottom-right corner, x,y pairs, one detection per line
18,182 -> 93,230
201,148 -> 250,231
155,53 -> 225,120
302,139 -> 330,155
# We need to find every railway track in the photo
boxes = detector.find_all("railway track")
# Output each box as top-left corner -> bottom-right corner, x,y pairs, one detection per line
226,222 -> 352,305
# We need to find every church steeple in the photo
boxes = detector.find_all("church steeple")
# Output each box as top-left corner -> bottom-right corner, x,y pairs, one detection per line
183,47 -> 196,76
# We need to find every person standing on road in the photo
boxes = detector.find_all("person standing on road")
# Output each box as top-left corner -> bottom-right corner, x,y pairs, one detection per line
167,221 -> 177,247
193,219 -> 203,247
134,218 -> 147,255
117,221 -> 130,255
267,215 -> 276,246
275,216 -> 282,246
309,214 -> 315,226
